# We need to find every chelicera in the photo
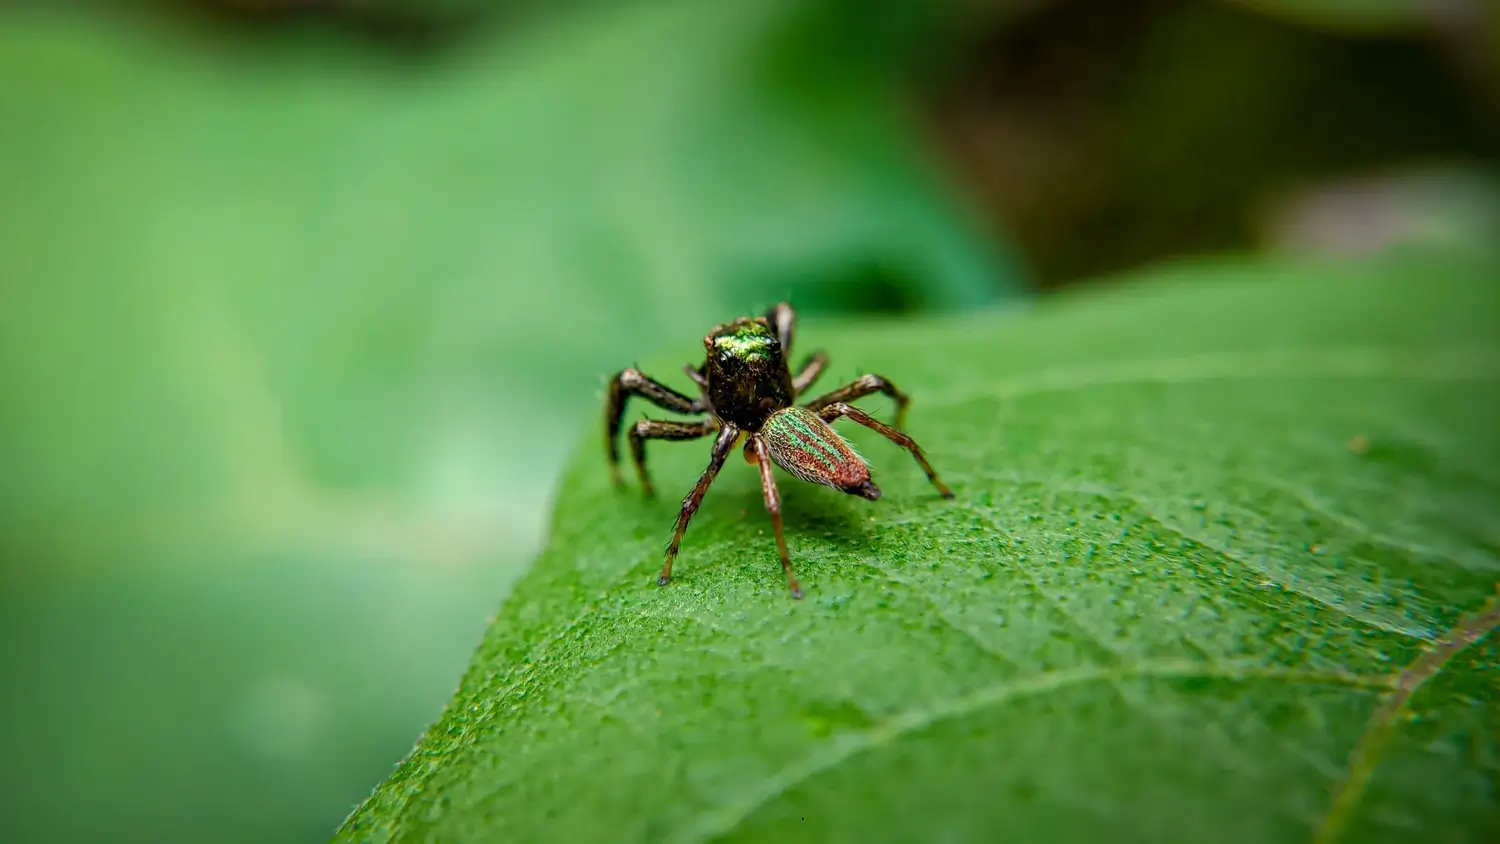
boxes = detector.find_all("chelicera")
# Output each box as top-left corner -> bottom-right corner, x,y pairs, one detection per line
604,302 -> 953,598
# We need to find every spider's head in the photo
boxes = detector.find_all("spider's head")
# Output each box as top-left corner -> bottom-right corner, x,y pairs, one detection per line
702,316 -> 793,427
703,317 -> 782,378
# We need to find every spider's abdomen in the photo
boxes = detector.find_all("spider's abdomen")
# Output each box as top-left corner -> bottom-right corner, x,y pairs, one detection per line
761,407 -> 880,500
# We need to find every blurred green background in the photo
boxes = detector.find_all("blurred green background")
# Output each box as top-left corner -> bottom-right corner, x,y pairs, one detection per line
0,1 -> 1495,842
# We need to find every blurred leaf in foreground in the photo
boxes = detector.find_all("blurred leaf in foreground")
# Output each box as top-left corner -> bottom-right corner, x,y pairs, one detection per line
0,2 -> 1021,843
340,249 -> 1500,843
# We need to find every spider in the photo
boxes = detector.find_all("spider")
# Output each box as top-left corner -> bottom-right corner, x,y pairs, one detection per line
605,302 -> 953,598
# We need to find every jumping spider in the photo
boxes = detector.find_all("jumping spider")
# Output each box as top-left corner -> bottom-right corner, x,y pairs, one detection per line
605,303 -> 954,598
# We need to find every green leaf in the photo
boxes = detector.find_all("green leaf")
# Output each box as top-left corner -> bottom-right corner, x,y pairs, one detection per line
339,250 -> 1500,843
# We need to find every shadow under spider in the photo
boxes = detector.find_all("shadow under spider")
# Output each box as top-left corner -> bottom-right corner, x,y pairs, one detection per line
679,476 -> 874,544
618,461 -> 865,522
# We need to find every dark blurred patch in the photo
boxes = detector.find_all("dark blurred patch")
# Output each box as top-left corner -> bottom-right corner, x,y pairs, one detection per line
810,262 -> 924,315
923,0 -> 1498,287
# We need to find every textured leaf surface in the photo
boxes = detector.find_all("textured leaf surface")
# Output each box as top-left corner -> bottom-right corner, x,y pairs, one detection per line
341,250 -> 1500,842
339,252 -> 1500,843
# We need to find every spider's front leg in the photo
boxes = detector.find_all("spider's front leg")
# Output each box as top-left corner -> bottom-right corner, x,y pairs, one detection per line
628,419 -> 715,497
804,373 -> 913,431
750,434 -> 802,598
659,424 -> 739,588
605,368 -> 704,488
765,301 -> 829,396
764,302 -> 796,354
817,402 -> 954,498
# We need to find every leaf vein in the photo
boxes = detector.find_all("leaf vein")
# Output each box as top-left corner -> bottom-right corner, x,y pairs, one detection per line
851,558 -> 1020,670
673,661 -> 1390,844
1313,593 -> 1500,844
1126,495 -> 1435,640
1257,475 -> 1500,573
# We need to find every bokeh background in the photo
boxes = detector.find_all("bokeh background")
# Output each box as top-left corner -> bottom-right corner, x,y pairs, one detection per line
0,1 -> 1495,842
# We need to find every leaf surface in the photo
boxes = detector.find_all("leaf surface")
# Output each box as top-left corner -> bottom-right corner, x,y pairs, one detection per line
339,251 -> 1500,843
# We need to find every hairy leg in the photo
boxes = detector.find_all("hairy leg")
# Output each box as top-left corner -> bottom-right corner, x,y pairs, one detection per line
764,302 -> 796,355
628,419 -> 716,497
605,368 -> 703,487
803,373 -> 912,430
817,402 -> 953,498
751,435 -> 802,598
659,424 -> 740,587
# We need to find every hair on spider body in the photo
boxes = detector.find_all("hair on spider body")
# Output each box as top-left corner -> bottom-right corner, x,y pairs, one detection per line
701,316 -> 794,430
603,303 -> 952,598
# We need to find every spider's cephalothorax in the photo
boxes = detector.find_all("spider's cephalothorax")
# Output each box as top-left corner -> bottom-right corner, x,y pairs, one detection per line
702,317 -> 793,430
605,303 -> 953,598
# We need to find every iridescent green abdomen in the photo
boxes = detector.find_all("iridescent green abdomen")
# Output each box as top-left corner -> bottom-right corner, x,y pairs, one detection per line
761,407 -> 881,500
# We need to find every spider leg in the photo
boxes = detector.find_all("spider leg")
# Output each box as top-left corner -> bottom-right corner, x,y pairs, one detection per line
659,424 -> 739,587
628,418 -> 715,497
764,302 -> 796,355
750,434 -> 802,598
605,368 -> 705,487
816,402 -> 953,498
791,351 -> 829,396
803,373 -> 912,431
